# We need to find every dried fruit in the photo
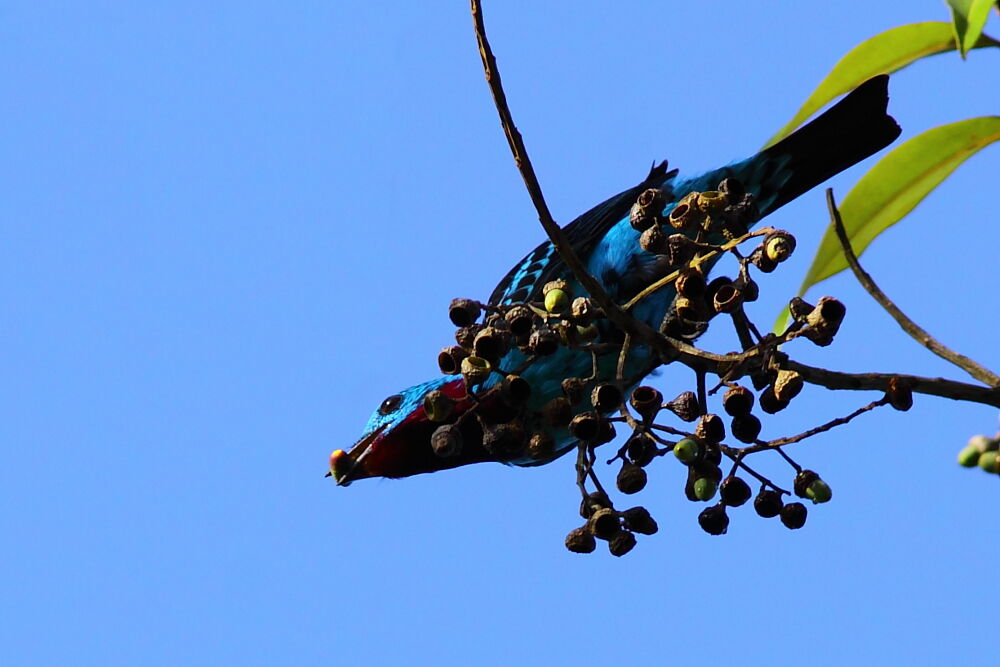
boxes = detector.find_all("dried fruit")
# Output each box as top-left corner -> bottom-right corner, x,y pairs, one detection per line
448,298 -> 481,327
763,231 -> 796,263
591,383 -> 623,414
666,391 -> 700,422
565,526 -> 597,554
780,502 -> 808,529
772,369 -> 804,403
528,327 -> 560,356
629,385 -> 663,421
500,374 -> 531,406
720,476 -> 752,507
568,412 -> 601,442
698,504 -> 729,535
481,423 -> 526,457
722,385 -> 754,416
608,530 -> 637,557
617,463 -> 648,495
431,424 -> 463,458
627,433 -> 657,467
588,507 -> 620,540
504,305 -> 534,337
730,413 -> 762,444
622,506 -> 658,535
460,355 -> 492,386
695,413 -> 725,443
886,376 -> 913,411
579,490 -> 611,519
527,432 -> 555,460
754,489 -> 784,518
542,397 -> 573,427
473,326 -> 508,364
437,345 -> 468,375
423,389 -> 454,422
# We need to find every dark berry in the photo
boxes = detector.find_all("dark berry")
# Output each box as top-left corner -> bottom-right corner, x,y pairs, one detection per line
780,502 -> 808,529
754,489 -> 784,518
698,504 -> 729,535
720,476 -> 752,507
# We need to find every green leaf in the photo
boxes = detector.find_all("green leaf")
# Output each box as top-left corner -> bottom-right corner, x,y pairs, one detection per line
947,0 -> 997,57
774,116 -> 1000,334
764,22 -> 999,148
799,116 -> 1000,294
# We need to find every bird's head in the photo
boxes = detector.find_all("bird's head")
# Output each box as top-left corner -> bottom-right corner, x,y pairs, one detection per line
330,377 -> 498,485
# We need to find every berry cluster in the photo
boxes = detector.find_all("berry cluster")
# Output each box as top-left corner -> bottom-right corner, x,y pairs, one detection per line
957,433 -> 1000,474
428,178 -> 910,556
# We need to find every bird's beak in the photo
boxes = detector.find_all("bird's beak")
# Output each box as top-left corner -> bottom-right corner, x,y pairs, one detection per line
329,424 -> 387,486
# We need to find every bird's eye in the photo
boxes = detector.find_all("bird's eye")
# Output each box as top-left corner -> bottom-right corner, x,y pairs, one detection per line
378,394 -> 403,415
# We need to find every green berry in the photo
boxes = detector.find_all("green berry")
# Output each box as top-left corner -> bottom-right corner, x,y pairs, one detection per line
977,450 -> 1000,474
805,479 -> 832,504
673,437 -> 699,464
693,477 -> 718,501
957,444 -> 982,468
544,288 -> 569,315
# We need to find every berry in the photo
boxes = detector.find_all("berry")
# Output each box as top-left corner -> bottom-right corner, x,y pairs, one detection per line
622,507 -> 658,535
430,424 -> 463,458
588,508 -> 620,540
780,502 -> 808,529
693,477 -> 718,501
805,479 -> 833,504
617,463 -> 648,495
720,476 -> 752,507
673,438 -> 699,464
722,385 -> 754,416
695,413 -> 725,443
754,489 -> 784,518
565,526 -> 597,554
608,530 -> 638,557
448,298 -> 481,327
730,414 -> 762,444
698,504 -> 729,535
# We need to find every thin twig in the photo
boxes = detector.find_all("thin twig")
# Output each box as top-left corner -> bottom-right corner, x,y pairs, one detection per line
471,0 -> 695,369
739,398 -> 888,454
827,189 -> 1000,387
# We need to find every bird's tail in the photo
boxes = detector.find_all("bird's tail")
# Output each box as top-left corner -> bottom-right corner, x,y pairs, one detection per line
700,75 -> 901,216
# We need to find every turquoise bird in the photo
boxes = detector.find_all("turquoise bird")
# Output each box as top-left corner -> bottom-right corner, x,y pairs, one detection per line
332,76 -> 900,485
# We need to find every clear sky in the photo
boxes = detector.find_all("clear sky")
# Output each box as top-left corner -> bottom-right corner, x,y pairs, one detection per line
2,2 -> 999,666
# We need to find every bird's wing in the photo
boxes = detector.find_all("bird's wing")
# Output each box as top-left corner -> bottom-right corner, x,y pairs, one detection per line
488,161 -> 678,305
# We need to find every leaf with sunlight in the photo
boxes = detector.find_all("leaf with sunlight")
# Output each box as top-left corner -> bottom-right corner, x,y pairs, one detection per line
946,0 -> 997,57
774,117 -> 1000,332
764,22 -> 999,148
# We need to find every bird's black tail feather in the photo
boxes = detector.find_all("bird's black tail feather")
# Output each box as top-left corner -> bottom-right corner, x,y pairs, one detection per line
757,75 -> 901,213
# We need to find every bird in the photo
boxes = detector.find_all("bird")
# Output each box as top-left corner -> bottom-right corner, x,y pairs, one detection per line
330,75 -> 901,486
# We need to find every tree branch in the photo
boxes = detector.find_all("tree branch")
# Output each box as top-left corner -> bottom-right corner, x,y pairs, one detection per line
471,0 -> 693,368
788,360 -> 1000,408
827,189 -> 1000,387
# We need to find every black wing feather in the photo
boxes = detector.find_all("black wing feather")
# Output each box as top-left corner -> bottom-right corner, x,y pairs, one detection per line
488,161 -> 678,305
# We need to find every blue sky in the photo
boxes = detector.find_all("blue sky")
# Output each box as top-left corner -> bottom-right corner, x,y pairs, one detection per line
2,2 -> 998,666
